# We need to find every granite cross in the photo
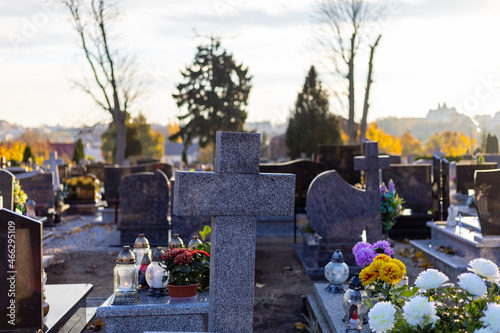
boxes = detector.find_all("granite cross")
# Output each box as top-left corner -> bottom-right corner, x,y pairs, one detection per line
353,141 -> 390,192
173,131 -> 295,333
46,151 -> 61,189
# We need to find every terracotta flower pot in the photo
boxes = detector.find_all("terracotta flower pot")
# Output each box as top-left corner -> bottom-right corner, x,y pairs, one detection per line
168,283 -> 199,299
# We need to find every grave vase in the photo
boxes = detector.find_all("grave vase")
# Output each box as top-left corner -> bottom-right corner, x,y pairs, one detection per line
168,283 -> 199,299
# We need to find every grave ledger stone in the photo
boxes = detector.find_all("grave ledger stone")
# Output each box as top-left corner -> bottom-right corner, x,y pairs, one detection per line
0,208 -> 43,332
0,169 -> 15,211
174,131 -> 295,333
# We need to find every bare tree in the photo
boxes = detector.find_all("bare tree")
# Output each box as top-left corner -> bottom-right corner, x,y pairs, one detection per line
314,0 -> 383,143
60,0 -> 143,164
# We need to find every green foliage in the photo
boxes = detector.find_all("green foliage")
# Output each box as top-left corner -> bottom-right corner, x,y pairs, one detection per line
286,65 -> 342,159
485,133 -> 499,153
13,180 -> 27,214
199,225 -> 211,241
101,113 -> 162,162
170,37 -> 252,164
72,138 -> 85,164
22,145 -> 35,164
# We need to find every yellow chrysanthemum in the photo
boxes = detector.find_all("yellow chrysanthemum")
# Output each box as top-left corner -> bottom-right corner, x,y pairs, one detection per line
360,266 -> 379,286
378,262 -> 402,284
373,254 -> 391,263
369,259 -> 386,274
390,258 -> 406,278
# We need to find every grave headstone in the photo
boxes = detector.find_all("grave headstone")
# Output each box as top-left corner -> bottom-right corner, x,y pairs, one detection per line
170,179 -> 211,242
64,173 -> 103,215
0,208 -> 43,331
259,159 -> 328,209
173,131 -> 295,333
119,170 -> 171,245
17,172 -> 54,218
456,162 -> 497,194
475,169 -> 500,236
382,164 -> 432,214
317,144 -> 362,185
86,163 -> 106,183
299,142 -> 387,273
0,169 -> 15,211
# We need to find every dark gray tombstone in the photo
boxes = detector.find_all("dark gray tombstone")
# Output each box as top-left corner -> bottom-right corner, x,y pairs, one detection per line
475,169 -> 500,236
389,155 -> 402,164
442,158 -> 450,220
118,170 -> 171,245
86,163 -> 106,183
0,208 -> 43,331
382,164 -> 432,214
0,170 -> 15,211
170,180 -> 211,242
317,144 -> 362,185
259,159 -> 328,209
456,162 -> 497,194
17,172 -> 54,218
301,142 -> 387,272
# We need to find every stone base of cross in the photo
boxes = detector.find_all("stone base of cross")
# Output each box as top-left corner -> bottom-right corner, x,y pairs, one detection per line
173,132 -> 295,333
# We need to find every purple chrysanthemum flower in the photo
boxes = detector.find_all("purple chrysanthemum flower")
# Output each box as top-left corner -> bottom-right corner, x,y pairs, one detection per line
388,180 -> 396,193
372,240 -> 394,256
353,242 -> 377,267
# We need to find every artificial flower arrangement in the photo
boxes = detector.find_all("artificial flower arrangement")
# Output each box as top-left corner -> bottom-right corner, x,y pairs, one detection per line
159,248 -> 210,286
380,180 -> 404,231
353,240 -> 395,267
365,258 -> 500,333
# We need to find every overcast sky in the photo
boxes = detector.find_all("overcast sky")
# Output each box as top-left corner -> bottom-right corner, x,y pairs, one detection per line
1,0 -> 500,128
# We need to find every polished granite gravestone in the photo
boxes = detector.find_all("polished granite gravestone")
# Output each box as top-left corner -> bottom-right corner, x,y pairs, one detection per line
412,168 -> 500,278
382,163 -> 433,239
170,180 -> 210,242
118,170 -> 171,245
0,169 -> 15,211
296,142 -> 388,277
456,162 -> 497,194
0,208 -> 43,331
317,144 -> 363,185
17,172 -> 55,219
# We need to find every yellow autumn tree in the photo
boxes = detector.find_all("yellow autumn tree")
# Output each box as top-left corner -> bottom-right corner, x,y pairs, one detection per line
0,141 -> 26,164
401,131 -> 424,157
425,130 -> 476,156
167,119 -> 183,143
365,123 -> 402,154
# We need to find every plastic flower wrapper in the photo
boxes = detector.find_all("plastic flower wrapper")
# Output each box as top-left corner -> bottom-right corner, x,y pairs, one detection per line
468,258 -> 500,284
414,269 -> 448,291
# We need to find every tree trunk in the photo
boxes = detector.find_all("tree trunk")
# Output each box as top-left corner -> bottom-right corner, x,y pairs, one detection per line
347,34 -> 357,143
113,110 -> 126,165
360,35 -> 382,142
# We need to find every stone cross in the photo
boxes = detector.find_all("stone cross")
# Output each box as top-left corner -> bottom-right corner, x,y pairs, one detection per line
46,151 -> 61,189
353,141 -> 390,192
173,132 -> 295,333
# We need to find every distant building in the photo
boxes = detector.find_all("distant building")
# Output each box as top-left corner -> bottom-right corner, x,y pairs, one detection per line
163,142 -> 199,166
426,102 -> 460,120
269,133 -> 287,162
48,142 -> 76,162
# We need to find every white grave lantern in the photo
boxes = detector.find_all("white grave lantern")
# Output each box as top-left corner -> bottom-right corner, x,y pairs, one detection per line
113,246 -> 139,304
146,247 -> 168,297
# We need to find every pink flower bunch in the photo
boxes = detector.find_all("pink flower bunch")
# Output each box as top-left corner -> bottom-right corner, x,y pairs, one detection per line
353,240 -> 394,267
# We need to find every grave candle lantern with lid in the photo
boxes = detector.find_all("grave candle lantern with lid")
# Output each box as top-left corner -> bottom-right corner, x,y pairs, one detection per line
113,246 -> 140,304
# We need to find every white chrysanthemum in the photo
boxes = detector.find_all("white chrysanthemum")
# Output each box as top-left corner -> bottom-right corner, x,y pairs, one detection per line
474,327 -> 496,333
414,269 -> 448,290
368,301 -> 396,333
458,273 -> 487,297
480,303 -> 500,332
469,259 -> 500,284
402,295 -> 438,328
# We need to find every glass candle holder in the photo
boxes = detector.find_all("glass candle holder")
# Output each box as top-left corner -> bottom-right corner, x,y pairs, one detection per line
324,249 -> 349,293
